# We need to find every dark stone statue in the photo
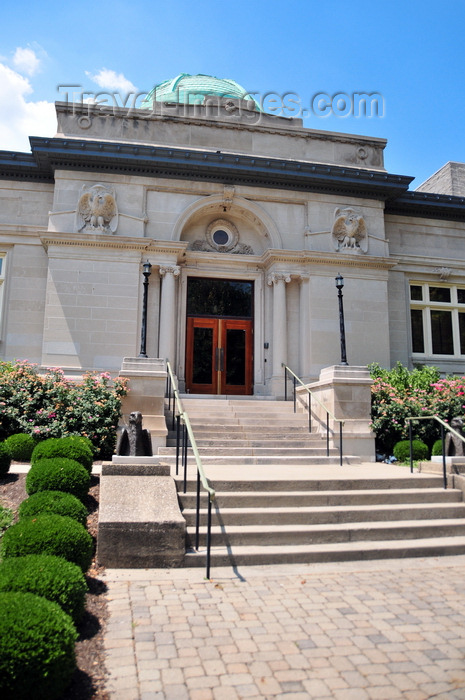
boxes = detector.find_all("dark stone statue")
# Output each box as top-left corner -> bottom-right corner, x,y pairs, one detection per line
116,411 -> 153,456
445,416 -> 465,456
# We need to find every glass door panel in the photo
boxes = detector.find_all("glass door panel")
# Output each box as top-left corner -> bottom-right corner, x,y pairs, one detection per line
186,317 -> 253,394
185,318 -> 217,394
225,329 -> 246,386
192,327 -> 214,384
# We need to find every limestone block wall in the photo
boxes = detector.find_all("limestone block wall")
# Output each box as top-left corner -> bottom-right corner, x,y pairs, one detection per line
41,243 -> 141,370
386,215 -> 465,261
49,171 -> 147,238
56,102 -> 386,172
0,182 -> 53,229
386,270 -> 410,368
306,269 -> 390,379
2,242 -> 48,363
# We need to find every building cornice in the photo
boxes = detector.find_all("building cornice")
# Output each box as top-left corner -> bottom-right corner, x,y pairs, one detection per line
385,191 -> 465,221
262,249 -> 396,271
40,231 -> 188,257
3,136 -> 465,222
0,136 -> 412,202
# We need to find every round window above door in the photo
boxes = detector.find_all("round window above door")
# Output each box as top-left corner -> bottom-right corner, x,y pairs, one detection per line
206,219 -> 239,252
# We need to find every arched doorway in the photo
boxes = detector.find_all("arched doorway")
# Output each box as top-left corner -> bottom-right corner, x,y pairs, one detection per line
185,277 -> 253,395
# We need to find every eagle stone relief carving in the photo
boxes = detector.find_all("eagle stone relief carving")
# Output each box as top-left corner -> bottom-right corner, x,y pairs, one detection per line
331,207 -> 367,253
75,184 -> 118,233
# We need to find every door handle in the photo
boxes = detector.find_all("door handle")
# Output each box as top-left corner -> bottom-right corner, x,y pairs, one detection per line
215,347 -> 224,372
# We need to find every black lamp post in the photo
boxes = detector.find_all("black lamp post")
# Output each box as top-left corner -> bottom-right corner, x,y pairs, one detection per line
139,261 -> 152,358
335,273 -> 348,366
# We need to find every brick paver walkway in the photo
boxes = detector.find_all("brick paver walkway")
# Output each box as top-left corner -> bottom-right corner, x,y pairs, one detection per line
103,557 -> 465,699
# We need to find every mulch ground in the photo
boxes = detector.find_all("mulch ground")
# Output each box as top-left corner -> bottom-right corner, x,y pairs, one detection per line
0,470 -> 110,700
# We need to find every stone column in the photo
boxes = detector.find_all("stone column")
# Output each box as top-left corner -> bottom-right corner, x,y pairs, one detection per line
267,272 -> 291,395
298,275 -> 310,380
158,265 -> 180,362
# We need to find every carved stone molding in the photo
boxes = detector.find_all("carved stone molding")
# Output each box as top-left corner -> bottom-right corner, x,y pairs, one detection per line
75,184 -> 118,234
159,265 -> 180,277
331,207 -> 367,254
433,266 -> 452,281
267,272 -> 292,286
191,218 -> 254,255
222,185 -> 235,212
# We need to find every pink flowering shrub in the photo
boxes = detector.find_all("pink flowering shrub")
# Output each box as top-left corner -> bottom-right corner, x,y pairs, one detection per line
370,362 -> 465,454
0,361 -> 128,458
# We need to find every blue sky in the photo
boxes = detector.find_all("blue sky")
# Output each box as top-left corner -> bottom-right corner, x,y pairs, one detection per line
1,0 -> 464,187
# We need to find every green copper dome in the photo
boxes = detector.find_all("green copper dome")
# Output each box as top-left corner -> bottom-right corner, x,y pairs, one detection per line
141,73 -> 262,111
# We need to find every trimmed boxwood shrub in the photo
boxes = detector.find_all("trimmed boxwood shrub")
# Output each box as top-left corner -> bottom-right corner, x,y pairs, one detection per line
393,439 -> 429,463
0,505 -> 13,536
0,513 -> 93,572
0,442 -> 11,476
26,458 -> 90,501
0,591 -> 77,700
0,554 -> 87,623
19,490 -> 88,527
31,436 -> 93,472
432,438 -> 445,456
3,433 -> 36,462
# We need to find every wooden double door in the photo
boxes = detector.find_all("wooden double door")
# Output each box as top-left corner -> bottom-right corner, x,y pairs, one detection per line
186,317 -> 253,395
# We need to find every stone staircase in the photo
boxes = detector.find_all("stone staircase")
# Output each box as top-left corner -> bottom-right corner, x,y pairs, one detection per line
160,397 -> 356,467
161,397 -> 465,567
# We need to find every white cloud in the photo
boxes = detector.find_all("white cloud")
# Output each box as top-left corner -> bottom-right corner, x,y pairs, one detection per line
13,47 -> 41,77
0,63 -> 56,153
87,68 -> 138,94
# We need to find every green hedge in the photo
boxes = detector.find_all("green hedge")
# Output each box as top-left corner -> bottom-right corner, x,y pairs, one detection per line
0,513 -> 93,572
0,591 -> 77,700
0,505 -> 13,536
3,433 -> 36,462
19,490 -> 88,527
31,436 -> 94,472
432,439 -> 444,456
0,554 -> 87,624
26,458 -> 90,501
0,443 -> 11,477
393,439 -> 429,463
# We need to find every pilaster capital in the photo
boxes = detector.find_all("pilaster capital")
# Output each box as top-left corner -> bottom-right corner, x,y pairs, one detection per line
267,272 -> 291,286
159,265 -> 181,278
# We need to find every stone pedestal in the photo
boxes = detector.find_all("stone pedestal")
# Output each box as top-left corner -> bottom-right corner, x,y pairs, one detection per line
297,364 -> 375,461
118,357 -> 167,452
97,462 -> 185,568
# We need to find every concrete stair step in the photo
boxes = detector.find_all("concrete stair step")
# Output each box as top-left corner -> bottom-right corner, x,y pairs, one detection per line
160,446 -> 337,457
187,418 -> 310,428
186,418 -> 241,425
187,426 -> 314,436
166,440 -> 321,449
181,503 -> 465,527
177,477 -> 444,491
178,487 -> 462,508
163,454 -> 348,465
172,438 -> 322,448
182,536 -> 465,567
186,519 -> 465,547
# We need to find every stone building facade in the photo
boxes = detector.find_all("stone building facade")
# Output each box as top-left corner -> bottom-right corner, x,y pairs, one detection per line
1,74 -> 465,396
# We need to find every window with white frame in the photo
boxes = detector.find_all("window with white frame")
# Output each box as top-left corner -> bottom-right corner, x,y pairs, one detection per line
410,283 -> 465,356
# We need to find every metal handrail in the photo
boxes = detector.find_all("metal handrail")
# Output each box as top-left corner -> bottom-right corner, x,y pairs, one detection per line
406,415 -> 465,489
282,364 -> 344,466
166,361 -> 215,578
